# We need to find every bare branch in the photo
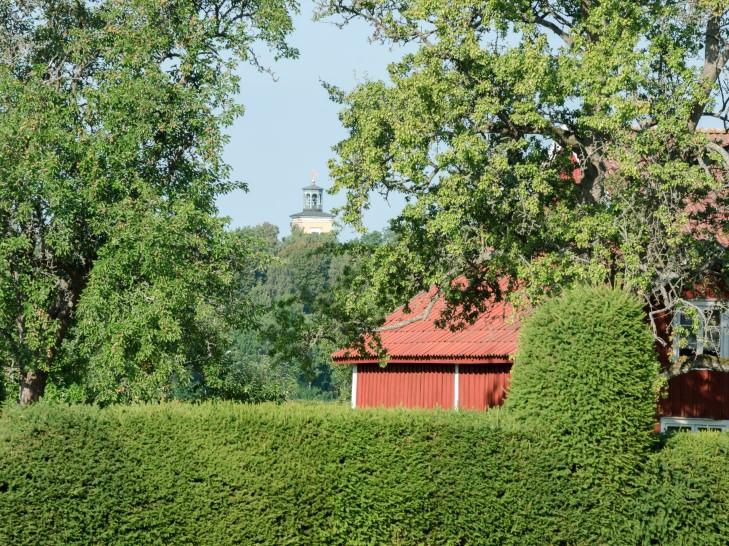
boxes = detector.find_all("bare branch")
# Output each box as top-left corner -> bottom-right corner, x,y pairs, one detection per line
375,290 -> 440,331
534,14 -> 573,46
706,140 -> 729,170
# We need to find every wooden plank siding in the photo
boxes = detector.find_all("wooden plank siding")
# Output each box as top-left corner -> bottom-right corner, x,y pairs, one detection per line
459,365 -> 511,410
660,370 -> 729,420
356,364 -> 455,409
354,363 -> 511,410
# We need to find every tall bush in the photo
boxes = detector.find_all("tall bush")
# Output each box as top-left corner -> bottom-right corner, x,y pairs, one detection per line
505,285 -> 661,541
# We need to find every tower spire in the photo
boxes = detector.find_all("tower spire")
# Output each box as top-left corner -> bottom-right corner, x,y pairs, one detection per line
290,171 -> 334,234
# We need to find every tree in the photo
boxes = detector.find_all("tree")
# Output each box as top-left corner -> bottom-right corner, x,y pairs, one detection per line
248,229 -> 351,398
0,0 -> 297,403
228,226 -> 395,400
318,0 -> 729,336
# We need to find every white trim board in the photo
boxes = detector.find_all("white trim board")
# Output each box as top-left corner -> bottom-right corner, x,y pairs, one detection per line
453,365 -> 460,410
660,416 -> 729,432
351,365 -> 358,409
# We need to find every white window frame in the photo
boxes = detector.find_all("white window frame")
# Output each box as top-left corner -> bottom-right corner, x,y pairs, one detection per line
672,299 -> 729,361
660,416 -> 729,433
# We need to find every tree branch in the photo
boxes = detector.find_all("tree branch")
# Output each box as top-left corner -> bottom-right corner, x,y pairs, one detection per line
689,12 -> 729,131
706,140 -> 729,170
375,290 -> 440,332
534,14 -> 573,46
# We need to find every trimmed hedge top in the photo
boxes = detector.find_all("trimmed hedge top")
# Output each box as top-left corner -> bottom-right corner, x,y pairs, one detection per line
0,403 -> 523,545
507,286 -> 660,460
1,402 -> 728,545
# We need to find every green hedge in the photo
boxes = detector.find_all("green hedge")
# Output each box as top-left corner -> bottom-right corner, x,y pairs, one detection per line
0,403 -> 524,545
505,286 -> 662,544
0,402 -> 728,545
640,432 -> 729,545
507,286 -> 660,459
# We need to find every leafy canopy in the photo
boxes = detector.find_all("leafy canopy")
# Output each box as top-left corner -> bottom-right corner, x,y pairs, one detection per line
0,0 -> 297,403
236,227 -> 395,400
318,0 -> 729,327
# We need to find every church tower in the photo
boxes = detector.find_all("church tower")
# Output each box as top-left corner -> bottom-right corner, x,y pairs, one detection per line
290,174 -> 334,234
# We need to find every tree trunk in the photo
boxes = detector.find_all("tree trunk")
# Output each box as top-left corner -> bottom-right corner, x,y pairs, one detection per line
19,369 -> 47,405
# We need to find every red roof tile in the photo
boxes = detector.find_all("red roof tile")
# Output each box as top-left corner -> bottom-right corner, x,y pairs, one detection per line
332,286 -> 519,365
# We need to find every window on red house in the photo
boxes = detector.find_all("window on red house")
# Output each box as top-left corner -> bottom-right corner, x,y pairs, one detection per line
673,300 -> 729,361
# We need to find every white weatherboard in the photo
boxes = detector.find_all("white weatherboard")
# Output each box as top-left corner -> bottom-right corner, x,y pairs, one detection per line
351,365 -> 358,409
453,365 -> 459,410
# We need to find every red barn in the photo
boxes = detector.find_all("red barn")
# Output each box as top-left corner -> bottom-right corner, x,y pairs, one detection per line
332,288 -> 519,411
335,128 -> 729,424
334,288 -> 729,432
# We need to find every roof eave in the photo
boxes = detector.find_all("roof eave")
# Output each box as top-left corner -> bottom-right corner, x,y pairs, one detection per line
290,211 -> 335,219
332,355 -> 513,365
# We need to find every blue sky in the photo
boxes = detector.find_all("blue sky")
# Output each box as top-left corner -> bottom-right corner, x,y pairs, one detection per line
216,0 -> 406,239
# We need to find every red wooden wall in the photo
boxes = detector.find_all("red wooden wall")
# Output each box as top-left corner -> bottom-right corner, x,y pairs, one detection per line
459,365 -> 511,410
660,370 -> 729,420
356,364 -> 454,409
355,363 -> 512,410
355,364 -> 729,419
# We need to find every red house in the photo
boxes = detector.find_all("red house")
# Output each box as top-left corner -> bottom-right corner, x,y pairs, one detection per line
334,288 -> 729,432
332,288 -> 520,411
657,299 -> 729,432
335,129 -> 729,427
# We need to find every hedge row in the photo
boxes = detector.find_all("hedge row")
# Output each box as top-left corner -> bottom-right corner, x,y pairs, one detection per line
640,431 -> 729,545
506,287 -> 662,544
0,402 -> 727,545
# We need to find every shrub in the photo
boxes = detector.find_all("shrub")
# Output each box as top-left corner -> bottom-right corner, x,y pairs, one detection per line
0,402 -> 728,545
505,286 -> 661,542
507,286 -> 660,465
638,432 -> 729,545
0,403 -> 523,546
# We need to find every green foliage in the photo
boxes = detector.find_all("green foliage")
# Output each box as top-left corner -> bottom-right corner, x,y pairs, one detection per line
257,229 -> 343,312
506,286 -> 662,543
0,402 -> 727,545
508,286 -> 660,464
640,431 -> 729,545
229,228 -> 348,399
318,0 -> 729,329
0,403 -> 515,545
195,329 -> 289,403
230,227 -> 393,401
0,0 -> 298,402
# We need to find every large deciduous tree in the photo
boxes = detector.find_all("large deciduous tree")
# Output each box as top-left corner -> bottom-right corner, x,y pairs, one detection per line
0,0 -> 297,403
319,0 -> 729,336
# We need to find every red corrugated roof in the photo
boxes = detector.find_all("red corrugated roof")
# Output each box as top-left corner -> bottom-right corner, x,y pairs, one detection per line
332,287 -> 519,365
